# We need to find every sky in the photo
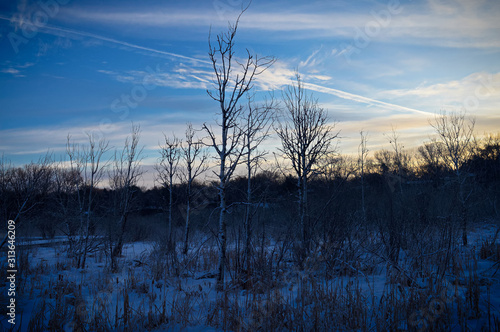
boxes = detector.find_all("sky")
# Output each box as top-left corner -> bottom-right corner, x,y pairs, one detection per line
0,0 -> 499,186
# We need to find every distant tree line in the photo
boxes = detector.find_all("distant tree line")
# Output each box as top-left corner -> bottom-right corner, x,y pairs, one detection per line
1,117 -> 499,268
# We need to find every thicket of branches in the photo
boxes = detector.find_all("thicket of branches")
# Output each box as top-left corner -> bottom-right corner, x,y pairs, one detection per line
1,122 -> 499,266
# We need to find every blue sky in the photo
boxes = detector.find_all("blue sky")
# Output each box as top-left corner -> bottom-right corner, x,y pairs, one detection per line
1,0 -> 499,185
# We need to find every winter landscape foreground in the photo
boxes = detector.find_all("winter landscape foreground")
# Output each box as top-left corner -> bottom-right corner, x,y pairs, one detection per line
1,220 -> 500,331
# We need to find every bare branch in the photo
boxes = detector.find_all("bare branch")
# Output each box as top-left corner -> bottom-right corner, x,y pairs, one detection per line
274,73 -> 339,254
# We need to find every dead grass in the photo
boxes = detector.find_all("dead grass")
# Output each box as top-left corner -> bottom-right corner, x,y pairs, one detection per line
10,222 -> 500,331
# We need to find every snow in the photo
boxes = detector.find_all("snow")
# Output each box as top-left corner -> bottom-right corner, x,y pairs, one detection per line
2,221 -> 500,331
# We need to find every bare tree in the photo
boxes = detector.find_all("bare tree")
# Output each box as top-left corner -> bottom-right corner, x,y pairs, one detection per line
203,12 -> 275,290
275,73 -> 339,256
384,127 -> 409,195
418,139 -> 445,180
108,124 -> 144,271
322,154 -> 355,182
0,153 -> 53,249
66,133 -> 110,268
156,135 -> 181,250
378,128 -> 411,264
430,110 -> 475,245
431,110 -> 475,175
179,123 -> 208,255
358,131 -> 369,221
242,95 -> 274,274
53,162 -> 82,237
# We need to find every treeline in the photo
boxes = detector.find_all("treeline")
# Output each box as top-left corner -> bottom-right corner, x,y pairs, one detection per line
0,126 -> 499,263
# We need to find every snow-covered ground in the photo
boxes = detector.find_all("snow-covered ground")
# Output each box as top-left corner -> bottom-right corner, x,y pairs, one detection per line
2,221 -> 500,331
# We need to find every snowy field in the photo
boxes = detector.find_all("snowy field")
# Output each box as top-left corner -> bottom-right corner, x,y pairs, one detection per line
2,220 -> 500,331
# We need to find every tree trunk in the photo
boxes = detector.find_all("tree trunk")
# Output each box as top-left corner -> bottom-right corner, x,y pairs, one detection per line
81,212 -> 91,269
300,149 -> 309,254
112,214 -> 128,259
302,174 -> 309,253
168,173 -> 173,250
183,197 -> 191,255
387,190 -> 400,264
216,183 -> 227,291
244,150 -> 252,274
361,163 -> 366,222
216,125 -> 228,291
461,203 -> 468,246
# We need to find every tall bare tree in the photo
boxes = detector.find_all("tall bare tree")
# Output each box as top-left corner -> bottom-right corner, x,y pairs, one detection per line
385,127 -> 410,195
358,131 -> 369,221
378,128 -> 411,264
431,110 -> 475,175
275,73 -> 339,257
203,12 -> 275,290
180,123 -> 208,255
241,95 -> 274,274
108,124 -> 144,271
430,110 -> 475,245
156,135 -> 181,250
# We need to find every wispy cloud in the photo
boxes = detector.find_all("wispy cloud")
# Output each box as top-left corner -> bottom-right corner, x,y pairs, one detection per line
379,71 -> 500,115
97,63 -> 212,90
59,8 -> 215,28
299,47 -> 323,68
0,60 -> 36,78
338,112 -> 434,151
0,117 -> 192,161
56,1 -> 500,48
17,62 -> 35,68
1,67 -> 25,77
1,67 -> 20,75
382,72 -> 500,99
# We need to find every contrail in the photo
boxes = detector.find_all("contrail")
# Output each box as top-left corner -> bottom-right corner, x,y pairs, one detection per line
0,15 -> 211,65
303,82 -> 433,116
